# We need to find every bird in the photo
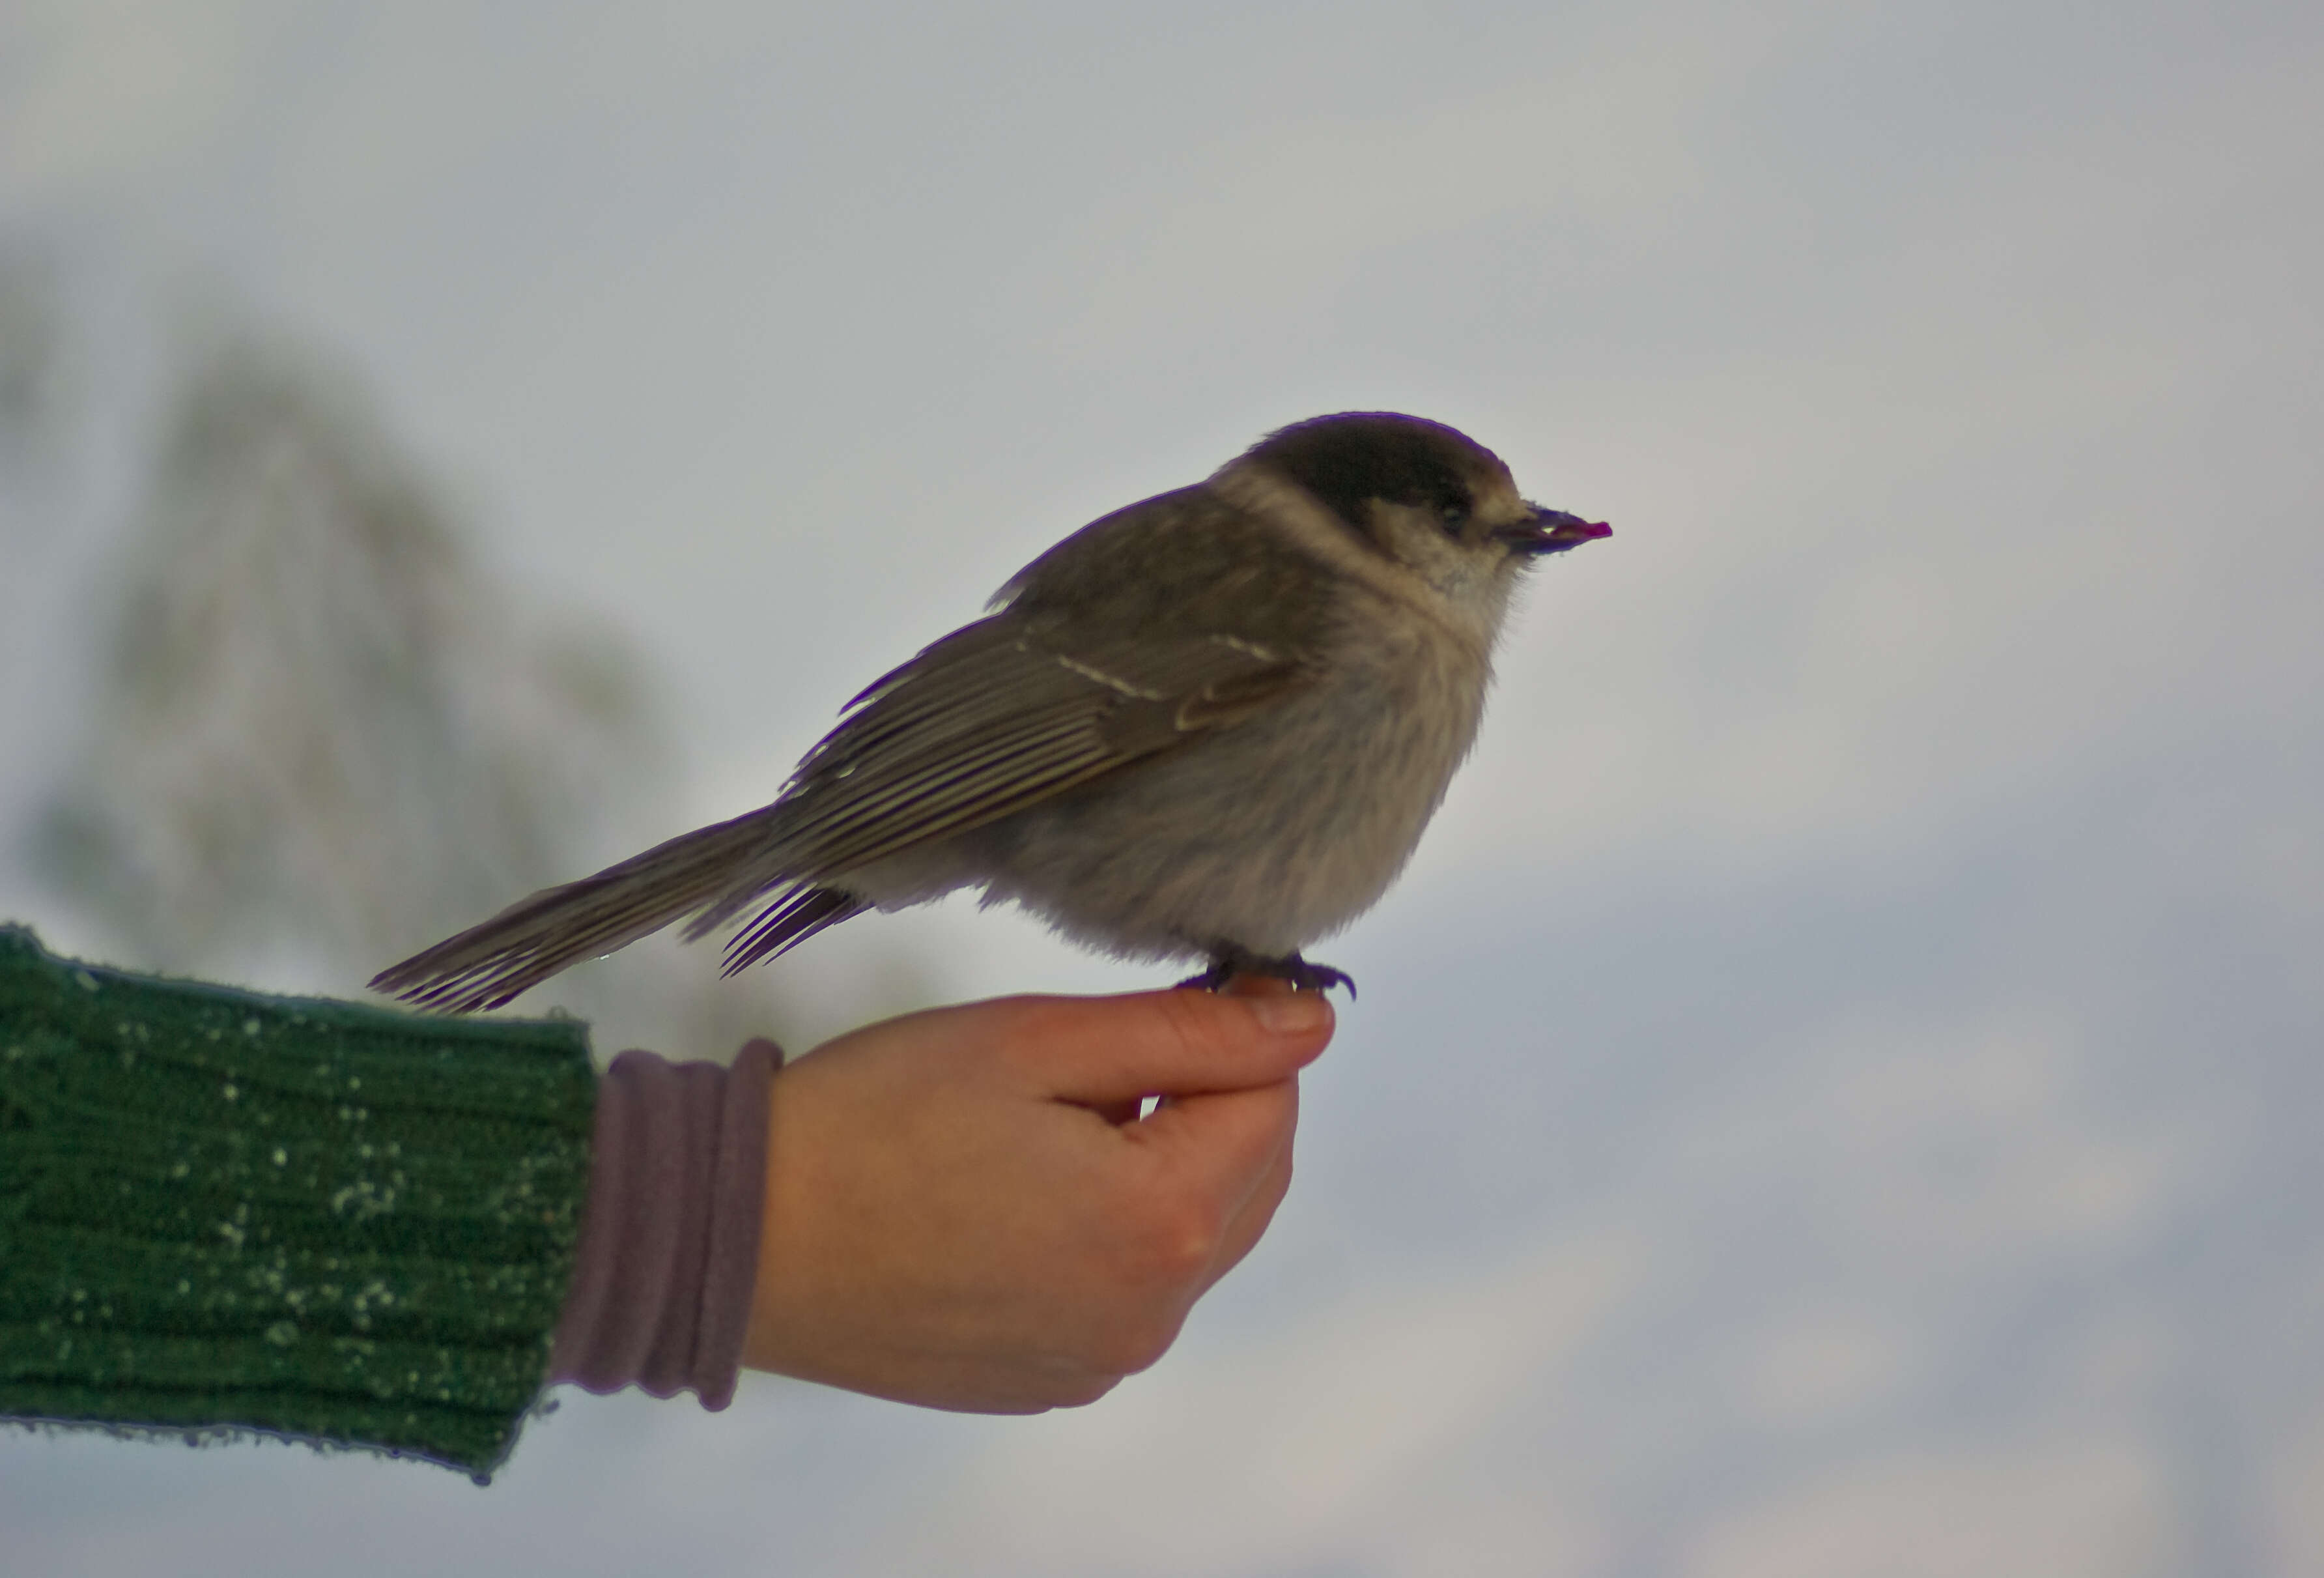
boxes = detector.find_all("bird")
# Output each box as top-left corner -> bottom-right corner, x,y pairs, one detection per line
371,412 -> 1610,1012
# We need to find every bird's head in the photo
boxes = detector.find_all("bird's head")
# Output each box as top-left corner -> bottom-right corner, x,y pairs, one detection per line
1240,412 -> 1610,609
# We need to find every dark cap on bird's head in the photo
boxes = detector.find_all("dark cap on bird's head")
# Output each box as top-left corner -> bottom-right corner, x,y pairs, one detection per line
1244,410 -> 1610,558
1247,412 -> 1505,528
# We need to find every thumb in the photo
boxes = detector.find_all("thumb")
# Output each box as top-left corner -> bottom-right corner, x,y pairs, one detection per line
1003,988 -> 1333,1106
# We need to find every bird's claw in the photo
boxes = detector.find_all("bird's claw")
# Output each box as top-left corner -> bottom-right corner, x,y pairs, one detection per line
1176,949 -> 1357,999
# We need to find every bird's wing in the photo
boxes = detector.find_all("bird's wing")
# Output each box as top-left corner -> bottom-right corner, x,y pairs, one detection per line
686,612 -> 1314,941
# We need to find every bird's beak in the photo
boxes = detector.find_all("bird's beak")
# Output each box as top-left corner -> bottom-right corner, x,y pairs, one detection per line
1495,506 -> 1613,556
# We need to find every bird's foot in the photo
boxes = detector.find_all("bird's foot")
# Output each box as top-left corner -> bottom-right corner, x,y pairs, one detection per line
1272,955 -> 1356,997
1176,947 -> 1357,999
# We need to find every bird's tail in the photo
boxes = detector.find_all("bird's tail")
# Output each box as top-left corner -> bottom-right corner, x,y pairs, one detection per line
370,809 -> 788,1012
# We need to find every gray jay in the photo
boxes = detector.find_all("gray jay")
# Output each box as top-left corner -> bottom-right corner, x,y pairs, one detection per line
372,412 -> 1609,1011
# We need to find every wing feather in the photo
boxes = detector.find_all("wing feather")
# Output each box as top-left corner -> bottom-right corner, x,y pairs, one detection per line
678,624 -> 1311,941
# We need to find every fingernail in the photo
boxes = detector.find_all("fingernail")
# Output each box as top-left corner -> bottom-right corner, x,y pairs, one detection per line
1248,992 -> 1331,1036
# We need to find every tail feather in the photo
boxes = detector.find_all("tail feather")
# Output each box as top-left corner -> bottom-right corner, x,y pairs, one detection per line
721,885 -> 868,975
369,809 -> 789,1012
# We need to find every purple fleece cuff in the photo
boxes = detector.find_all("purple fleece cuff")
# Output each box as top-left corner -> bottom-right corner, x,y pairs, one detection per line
547,1037 -> 783,1409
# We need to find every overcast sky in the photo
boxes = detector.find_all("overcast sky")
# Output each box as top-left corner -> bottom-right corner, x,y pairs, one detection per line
4,3 -> 2321,1574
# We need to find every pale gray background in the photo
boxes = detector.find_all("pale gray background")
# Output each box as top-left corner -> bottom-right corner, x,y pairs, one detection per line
3,2 -> 2320,1573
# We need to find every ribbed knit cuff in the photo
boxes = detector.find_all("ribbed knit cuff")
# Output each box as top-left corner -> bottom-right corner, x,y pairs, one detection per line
0,925 -> 597,1482
547,1038 -> 780,1410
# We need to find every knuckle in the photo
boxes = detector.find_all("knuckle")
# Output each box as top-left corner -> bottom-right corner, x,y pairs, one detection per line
1131,1195 -> 1223,1285
1049,1373 -> 1123,1410
1092,1312 -> 1184,1375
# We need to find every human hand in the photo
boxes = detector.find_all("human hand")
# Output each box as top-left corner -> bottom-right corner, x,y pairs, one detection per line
739,981 -> 1332,1412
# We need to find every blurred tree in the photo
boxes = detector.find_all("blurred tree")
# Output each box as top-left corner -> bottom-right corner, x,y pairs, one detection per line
0,248 -> 66,457
37,333 -> 657,976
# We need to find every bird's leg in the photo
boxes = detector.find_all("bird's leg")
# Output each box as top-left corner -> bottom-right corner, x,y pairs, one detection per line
1174,956 -> 1241,992
1176,944 -> 1357,999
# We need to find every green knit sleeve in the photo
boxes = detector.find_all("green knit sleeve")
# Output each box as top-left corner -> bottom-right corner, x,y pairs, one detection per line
0,925 -> 597,1481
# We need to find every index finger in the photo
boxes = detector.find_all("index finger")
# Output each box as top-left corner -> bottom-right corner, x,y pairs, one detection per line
997,988 -> 1333,1106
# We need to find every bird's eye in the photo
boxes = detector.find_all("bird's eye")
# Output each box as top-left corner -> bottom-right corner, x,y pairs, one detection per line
1439,502 -> 1469,534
